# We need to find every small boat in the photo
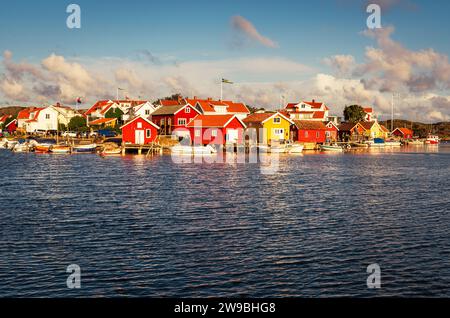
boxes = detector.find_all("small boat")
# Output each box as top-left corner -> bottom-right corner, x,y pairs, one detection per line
12,143 -> 32,153
100,148 -> 122,156
350,142 -> 369,148
320,144 -> 344,152
407,139 -> 424,146
34,144 -> 52,153
366,138 -> 385,147
384,140 -> 402,147
51,145 -> 72,154
0,138 -> 15,149
425,135 -> 440,145
72,144 -> 97,153
171,145 -> 217,155
287,144 -> 304,153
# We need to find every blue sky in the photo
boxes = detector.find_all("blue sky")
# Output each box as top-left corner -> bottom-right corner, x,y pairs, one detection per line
1,0 -> 448,65
1,0 -> 450,121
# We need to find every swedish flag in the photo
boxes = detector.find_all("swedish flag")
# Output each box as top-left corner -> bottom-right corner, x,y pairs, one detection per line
222,78 -> 234,84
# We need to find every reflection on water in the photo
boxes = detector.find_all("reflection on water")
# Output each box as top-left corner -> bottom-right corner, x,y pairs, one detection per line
0,144 -> 450,297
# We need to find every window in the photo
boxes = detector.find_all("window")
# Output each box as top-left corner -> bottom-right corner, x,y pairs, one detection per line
45,114 -> 50,119
326,131 -> 331,137
316,132 -> 320,138
274,129 -> 284,135
195,130 -> 201,137
211,129 -> 217,137
185,107 -> 191,113
305,131 -> 309,138
146,129 -> 151,138
137,122 -> 142,129
178,118 -> 187,125
145,110 -> 150,115
301,104 -> 306,109
161,118 -> 165,125
273,117 -> 281,124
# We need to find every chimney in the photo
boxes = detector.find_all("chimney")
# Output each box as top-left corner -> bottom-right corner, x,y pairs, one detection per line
207,97 -> 212,101
177,95 -> 183,104
312,99 -> 315,103
193,96 -> 198,100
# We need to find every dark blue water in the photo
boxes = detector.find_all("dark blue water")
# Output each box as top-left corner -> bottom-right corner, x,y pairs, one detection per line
1,145 -> 450,297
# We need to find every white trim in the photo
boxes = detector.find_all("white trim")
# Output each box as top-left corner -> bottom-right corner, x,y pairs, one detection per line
120,116 -> 160,130
261,112 -> 295,125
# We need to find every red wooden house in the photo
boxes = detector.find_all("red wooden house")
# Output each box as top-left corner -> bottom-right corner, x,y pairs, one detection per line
5,119 -> 17,133
186,114 -> 247,145
291,120 -> 327,144
151,103 -> 201,137
121,116 -> 160,145
392,128 -> 414,139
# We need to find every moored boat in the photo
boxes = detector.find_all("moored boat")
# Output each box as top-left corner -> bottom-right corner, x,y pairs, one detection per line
287,144 -> 304,153
100,148 -> 122,156
384,140 -> 402,147
320,144 -> 344,152
350,142 -> 369,148
72,144 -> 97,153
406,139 -> 424,146
51,145 -> 72,154
171,145 -> 217,155
425,135 -> 440,145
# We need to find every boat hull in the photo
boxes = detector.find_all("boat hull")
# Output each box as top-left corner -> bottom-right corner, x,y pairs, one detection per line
321,145 -> 343,152
73,144 -> 97,153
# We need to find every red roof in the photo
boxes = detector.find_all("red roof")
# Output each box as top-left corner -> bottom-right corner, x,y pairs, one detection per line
243,112 -> 276,124
0,115 -> 10,123
120,116 -> 160,130
89,118 -> 117,125
312,111 -> 325,119
24,108 -> 44,122
186,114 -> 245,128
185,98 -> 249,114
160,100 -> 182,107
85,100 -> 113,116
363,107 -> 373,113
17,109 -> 32,120
394,127 -> 413,136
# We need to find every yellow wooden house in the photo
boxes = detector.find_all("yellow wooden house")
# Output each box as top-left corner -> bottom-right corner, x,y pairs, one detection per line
361,121 -> 390,139
243,112 -> 294,144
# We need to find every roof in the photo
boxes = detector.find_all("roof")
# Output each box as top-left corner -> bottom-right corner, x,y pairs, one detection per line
286,101 -> 330,111
393,127 -> 413,135
293,120 -> 327,130
338,122 -> 361,132
159,100 -> 182,107
120,116 -> 160,130
89,118 -> 117,125
380,125 -> 390,133
186,114 -> 246,128
186,98 -> 250,114
363,107 -> 373,113
17,108 -> 32,120
360,121 -> 377,130
85,100 -> 113,116
312,111 -> 326,119
25,108 -> 44,122
152,104 -> 187,116
243,112 -> 294,125
0,115 -> 11,123
5,119 -> 17,128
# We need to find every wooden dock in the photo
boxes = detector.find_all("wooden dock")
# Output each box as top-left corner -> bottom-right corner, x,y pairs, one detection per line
121,143 -> 163,156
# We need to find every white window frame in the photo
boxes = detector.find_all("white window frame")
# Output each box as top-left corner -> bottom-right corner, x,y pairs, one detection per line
185,107 -> 191,113
273,117 -> 281,124
211,129 -> 218,137
146,129 -> 151,138
137,122 -> 143,129
178,118 -> 187,125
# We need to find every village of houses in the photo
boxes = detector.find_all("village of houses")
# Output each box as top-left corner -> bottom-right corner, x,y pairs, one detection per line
0,95 -> 431,155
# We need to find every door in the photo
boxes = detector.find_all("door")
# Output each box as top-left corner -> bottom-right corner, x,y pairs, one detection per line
135,130 -> 145,145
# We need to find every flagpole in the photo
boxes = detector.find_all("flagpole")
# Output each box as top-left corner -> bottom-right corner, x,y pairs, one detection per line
117,88 -> 119,101
220,79 -> 223,101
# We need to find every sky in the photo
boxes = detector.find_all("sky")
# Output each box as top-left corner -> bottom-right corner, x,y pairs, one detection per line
1,0 -> 450,122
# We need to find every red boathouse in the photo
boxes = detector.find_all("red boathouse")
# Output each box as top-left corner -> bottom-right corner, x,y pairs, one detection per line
121,116 -> 160,145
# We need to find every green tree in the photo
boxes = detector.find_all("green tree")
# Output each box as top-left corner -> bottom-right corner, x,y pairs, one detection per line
343,105 -> 366,123
68,116 -> 87,131
105,107 -> 124,120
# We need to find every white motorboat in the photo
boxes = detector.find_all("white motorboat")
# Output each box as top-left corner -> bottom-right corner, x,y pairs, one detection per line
384,140 -> 402,147
320,144 -> 344,152
171,145 -> 217,155
72,144 -> 97,153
